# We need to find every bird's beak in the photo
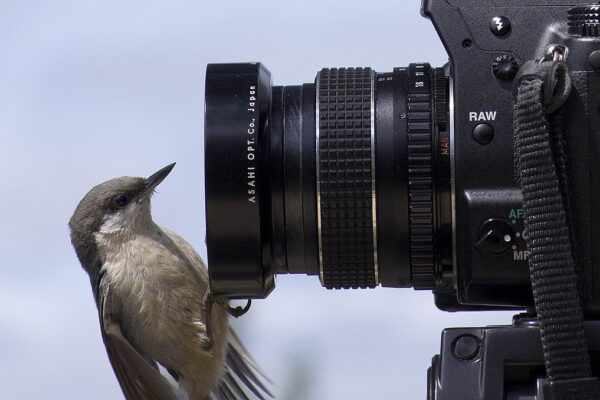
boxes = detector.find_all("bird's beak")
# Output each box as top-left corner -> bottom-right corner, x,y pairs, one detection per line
143,163 -> 176,196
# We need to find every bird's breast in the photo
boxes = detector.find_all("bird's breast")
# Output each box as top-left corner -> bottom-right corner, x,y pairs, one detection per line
100,232 -> 216,362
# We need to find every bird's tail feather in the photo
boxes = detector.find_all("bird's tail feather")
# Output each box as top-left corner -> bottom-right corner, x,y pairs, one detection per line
212,329 -> 273,400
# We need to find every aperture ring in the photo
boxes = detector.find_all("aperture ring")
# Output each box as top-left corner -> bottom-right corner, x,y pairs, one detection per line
407,64 -> 435,290
316,67 -> 378,289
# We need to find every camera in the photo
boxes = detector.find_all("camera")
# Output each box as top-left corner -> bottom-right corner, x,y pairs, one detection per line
205,0 -> 600,312
205,1 -> 600,398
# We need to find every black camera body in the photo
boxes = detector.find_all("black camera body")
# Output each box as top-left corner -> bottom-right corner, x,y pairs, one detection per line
204,0 -> 600,316
424,0 -> 600,316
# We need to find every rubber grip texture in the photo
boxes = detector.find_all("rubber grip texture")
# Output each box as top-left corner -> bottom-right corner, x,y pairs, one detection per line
317,67 -> 377,289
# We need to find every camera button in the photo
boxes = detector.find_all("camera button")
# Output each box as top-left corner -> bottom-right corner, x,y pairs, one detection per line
490,16 -> 511,37
589,50 -> 600,69
472,123 -> 495,145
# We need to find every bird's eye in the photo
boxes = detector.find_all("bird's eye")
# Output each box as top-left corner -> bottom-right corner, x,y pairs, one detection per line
112,195 -> 129,208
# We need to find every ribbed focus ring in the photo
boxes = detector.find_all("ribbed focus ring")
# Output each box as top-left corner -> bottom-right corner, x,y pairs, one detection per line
407,64 -> 435,290
317,67 -> 377,289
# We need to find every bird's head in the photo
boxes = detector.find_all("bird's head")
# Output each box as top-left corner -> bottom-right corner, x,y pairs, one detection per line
69,163 -> 175,248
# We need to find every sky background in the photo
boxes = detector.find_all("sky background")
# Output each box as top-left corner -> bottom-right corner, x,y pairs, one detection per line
0,1 -> 515,399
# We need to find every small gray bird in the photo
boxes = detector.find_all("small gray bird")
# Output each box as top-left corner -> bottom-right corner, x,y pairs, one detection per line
69,163 -> 271,400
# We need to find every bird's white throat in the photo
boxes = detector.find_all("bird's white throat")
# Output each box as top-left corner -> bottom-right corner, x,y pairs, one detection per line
94,200 -> 153,249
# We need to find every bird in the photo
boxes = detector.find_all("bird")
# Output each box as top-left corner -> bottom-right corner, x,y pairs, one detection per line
69,163 -> 271,400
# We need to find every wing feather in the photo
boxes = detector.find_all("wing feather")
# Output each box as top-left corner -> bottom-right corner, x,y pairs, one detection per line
218,380 -> 236,400
216,329 -> 273,399
98,277 -> 179,400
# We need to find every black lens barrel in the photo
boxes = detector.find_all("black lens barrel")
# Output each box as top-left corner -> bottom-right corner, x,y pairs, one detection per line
205,63 -> 276,298
281,83 -> 319,276
375,68 -> 412,288
205,62 -> 451,298
205,63 -> 319,298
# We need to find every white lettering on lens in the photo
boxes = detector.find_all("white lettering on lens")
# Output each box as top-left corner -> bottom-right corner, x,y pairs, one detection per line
248,86 -> 256,112
247,166 -> 256,203
246,85 -> 258,204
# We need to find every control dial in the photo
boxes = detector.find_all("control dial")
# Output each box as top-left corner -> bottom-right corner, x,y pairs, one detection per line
492,55 -> 519,81
475,219 -> 514,255
568,5 -> 600,36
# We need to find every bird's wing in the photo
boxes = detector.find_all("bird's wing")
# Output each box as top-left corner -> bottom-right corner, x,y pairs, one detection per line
213,329 -> 274,400
98,275 -> 180,400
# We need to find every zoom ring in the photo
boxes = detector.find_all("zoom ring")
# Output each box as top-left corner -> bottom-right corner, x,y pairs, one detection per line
407,64 -> 435,290
317,67 -> 377,289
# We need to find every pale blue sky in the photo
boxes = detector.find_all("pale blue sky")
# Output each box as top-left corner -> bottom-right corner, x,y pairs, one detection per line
0,1 -> 514,399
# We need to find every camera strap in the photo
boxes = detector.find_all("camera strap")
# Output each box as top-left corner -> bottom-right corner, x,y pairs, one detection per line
513,58 -> 600,399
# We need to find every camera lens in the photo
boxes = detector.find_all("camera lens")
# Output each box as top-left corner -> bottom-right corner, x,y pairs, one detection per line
205,63 -> 452,298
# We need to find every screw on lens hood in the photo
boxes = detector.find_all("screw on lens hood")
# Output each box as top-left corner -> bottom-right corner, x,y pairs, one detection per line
205,63 -> 275,298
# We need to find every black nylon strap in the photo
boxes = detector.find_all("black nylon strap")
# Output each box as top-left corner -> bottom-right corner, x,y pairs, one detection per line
514,60 -> 600,398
